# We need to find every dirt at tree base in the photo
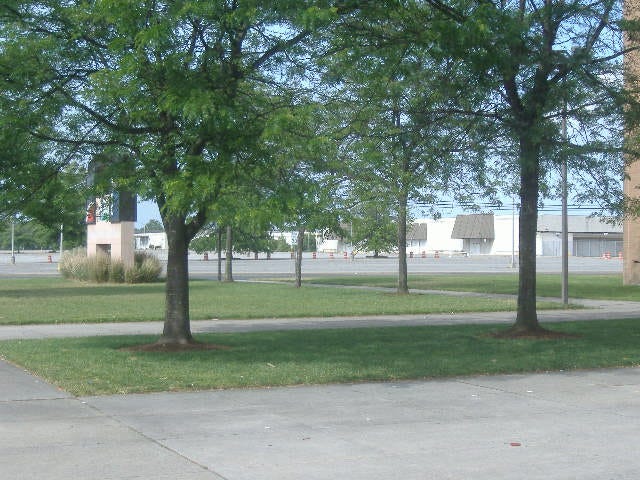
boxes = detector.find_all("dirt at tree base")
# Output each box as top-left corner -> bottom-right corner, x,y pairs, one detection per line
121,341 -> 232,352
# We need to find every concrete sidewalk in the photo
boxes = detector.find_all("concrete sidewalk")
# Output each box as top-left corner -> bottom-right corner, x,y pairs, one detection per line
0,293 -> 638,341
3,356 -> 640,479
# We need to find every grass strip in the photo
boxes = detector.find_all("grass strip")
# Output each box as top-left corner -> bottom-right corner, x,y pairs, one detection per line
307,274 -> 640,301
0,277 -> 561,326
2,319 -> 640,396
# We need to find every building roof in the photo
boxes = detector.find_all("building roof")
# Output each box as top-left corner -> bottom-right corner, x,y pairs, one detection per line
537,215 -> 621,233
451,214 -> 495,239
407,223 -> 428,240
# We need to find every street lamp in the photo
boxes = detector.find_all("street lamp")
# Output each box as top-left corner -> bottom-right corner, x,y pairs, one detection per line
561,92 -> 569,306
10,219 -> 15,264
510,195 -> 516,269
58,223 -> 64,270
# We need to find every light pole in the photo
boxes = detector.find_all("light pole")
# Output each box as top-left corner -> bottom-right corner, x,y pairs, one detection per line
58,223 -> 64,269
561,96 -> 569,306
510,195 -> 516,269
10,219 -> 15,264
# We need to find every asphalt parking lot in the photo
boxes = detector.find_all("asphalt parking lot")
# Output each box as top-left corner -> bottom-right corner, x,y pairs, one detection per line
0,250 -> 623,279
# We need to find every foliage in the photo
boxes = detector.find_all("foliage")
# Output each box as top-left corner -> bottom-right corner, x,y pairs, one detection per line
385,0 -> 630,330
59,248 -> 91,282
189,231 -> 217,254
325,5 -> 495,292
125,253 -> 163,284
0,181 -> 86,252
135,219 -> 164,234
0,219 -> 57,251
109,260 -> 126,284
189,225 -> 282,255
0,1 -> 340,342
349,201 -> 397,256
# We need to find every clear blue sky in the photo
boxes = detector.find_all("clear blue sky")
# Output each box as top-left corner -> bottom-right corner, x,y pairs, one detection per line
136,200 -> 160,227
136,196 -> 607,229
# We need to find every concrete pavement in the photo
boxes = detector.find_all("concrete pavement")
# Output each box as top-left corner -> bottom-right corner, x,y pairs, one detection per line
3,355 -> 640,479
0,360 -> 218,479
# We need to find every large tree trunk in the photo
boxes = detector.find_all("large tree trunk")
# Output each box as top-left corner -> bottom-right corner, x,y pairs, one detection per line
294,226 -> 305,288
513,138 -> 542,333
159,214 -> 193,344
224,225 -> 233,282
397,191 -> 409,294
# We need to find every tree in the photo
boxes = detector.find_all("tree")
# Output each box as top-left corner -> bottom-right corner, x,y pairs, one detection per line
349,199 -> 397,257
327,6 -> 492,293
451,0 -> 626,335
136,219 -> 164,234
1,1 -> 337,345
0,88 -> 87,248
339,0 -> 627,329
264,103 -> 345,287
0,219 -> 55,251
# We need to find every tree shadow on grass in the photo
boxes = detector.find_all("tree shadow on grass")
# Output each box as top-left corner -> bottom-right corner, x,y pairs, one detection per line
120,341 -> 232,352
487,326 -> 581,340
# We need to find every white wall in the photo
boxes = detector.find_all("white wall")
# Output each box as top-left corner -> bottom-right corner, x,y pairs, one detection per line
134,232 -> 167,250
414,218 -> 463,253
492,215 -> 519,255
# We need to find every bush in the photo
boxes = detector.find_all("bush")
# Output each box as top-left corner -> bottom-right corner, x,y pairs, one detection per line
109,260 -> 125,283
59,248 -> 89,281
88,254 -> 111,283
59,249 -> 162,284
125,253 -> 163,284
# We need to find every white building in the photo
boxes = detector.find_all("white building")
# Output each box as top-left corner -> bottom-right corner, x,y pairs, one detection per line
315,214 -> 621,257
134,232 -> 167,250
407,214 -> 621,257
135,214 -> 622,257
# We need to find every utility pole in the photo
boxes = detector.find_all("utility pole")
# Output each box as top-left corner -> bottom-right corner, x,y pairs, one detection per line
561,92 -> 569,306
510,196 -> 516,269
10,219 -> 15,264
58,224 -> 64,270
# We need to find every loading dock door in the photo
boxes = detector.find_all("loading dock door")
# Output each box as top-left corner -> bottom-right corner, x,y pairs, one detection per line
574,237 -> 623,257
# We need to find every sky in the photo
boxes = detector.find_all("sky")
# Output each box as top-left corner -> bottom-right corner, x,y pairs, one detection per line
136,200 -> 161,228
135,196 -> 608,230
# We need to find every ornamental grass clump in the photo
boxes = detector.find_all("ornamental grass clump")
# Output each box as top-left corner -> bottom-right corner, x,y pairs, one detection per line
109,260 -> 125,283
87,254 -> 111,283
59,248 -> 90,281
59,249 -> 162,284
124,253 -> 163,284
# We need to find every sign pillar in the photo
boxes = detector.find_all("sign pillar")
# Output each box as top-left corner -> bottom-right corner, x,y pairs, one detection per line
624,0 -> 640,284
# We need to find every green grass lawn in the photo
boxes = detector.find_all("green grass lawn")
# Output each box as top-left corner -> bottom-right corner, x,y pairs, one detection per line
307,273 -> 640,301
2,319 -> 640,396
0,277 -> 563,326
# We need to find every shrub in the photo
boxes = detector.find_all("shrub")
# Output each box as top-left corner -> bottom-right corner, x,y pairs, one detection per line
59,249 -> 162,284
88,254 -> 111,283
124,252 -> 163,284
59,248 -> 89,281
109,260 -> 125,283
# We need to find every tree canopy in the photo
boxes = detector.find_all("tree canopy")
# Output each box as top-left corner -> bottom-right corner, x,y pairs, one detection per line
1,1 -> 339,344
1,0 -> 633,342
